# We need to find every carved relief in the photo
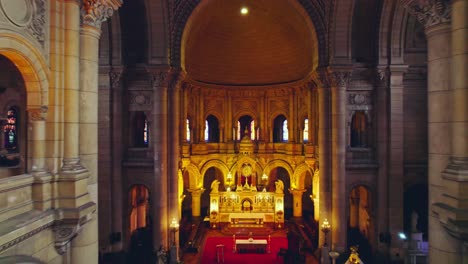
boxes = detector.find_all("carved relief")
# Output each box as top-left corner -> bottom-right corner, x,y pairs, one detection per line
110,68 -> 124,88
129,91 -> 152,111
347,92 -> 372,112
0,0 -> 46,47
149,71 -> 170,89
81,0 -> 122,29
54,225 -> 79,255
402,0 -> 451,28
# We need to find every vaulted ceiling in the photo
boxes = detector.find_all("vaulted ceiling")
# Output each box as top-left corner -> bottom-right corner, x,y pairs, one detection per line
182,0 -> 317,86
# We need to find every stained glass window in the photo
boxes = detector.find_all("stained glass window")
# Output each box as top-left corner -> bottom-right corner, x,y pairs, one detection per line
186,119 -> 190,142
4,108 -> 17,151
282,120 -> 288,141
250,120 -> 255,140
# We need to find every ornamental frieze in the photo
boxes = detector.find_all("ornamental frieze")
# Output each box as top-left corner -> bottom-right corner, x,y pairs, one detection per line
347,93 -> 372,111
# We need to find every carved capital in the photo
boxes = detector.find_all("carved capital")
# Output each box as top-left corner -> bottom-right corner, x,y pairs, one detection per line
81,0 -> 122,29
402,0 -> 451,28
147,69 -> 171,89
330,71 -> 352,87
54,224 -> 80,255
376,67 -> 390,86
28,106 -> 48,121
110,68 -> 124,88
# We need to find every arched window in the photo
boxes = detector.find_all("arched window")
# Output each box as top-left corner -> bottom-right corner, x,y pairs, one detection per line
4,108 -> 18,151
129,185 -> 150,234
186,119 -> 191,142
273,115 -> 288,142
350,111 -> 367,147
205,115 -> 220,142
303,118 -> 309,143
133,111 -> 148,147
237,115 -> 254,140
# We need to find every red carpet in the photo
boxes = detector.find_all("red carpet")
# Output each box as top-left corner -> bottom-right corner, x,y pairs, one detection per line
200,236 -> 288,264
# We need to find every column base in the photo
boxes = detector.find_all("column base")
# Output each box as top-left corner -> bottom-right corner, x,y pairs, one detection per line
442,157 -> 468,181
60,158 -> 89,175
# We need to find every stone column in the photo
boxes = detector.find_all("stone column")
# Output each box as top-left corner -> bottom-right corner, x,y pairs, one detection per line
169,71 -> 183,244
71,1 -> 121,263
316,70 -> 331,248
387,65 -> 407,254
61,0 -> 86,173
404,1 -> 459,262
330,70 -> 351,252
290,188 -> 306,217
149,69 -> 170,250
188,188 -> 205,218
29,107 -> 49,176
29,107 -> 52,211
110,67 -> 124,251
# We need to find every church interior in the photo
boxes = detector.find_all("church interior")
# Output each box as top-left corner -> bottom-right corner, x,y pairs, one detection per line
0,0 -> 466,263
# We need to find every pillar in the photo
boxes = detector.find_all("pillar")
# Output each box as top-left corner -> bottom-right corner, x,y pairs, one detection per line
404,1 -> 460,262
29,107 -> 49,175
330,70 -> 351,252
149,69 -> 170,250
71,2 -> 121,263
61,0 -> 85,173
316,70 -> 331,248
387,65 -> 407,253
290,189 -> 306,217
188,188 -> 205,218
169,71 -> 183,244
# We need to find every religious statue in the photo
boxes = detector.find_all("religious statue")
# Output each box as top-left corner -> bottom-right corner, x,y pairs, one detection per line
156,246 -> 167,264
411,210 -> 419,233
210,180 -> 220,194
345,246 -> 364,264
275,180 -> 284,194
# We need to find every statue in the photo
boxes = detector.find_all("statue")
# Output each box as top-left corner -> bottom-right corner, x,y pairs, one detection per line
211,180 -> 220,193
411,210 -> 419,233
156,246 -> 167,264
345,246 -> 364,264
275,180 -> 284,194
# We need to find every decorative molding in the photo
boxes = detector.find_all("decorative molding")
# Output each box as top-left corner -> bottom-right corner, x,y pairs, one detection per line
28,105 -> 48,121
0,221 -> 54,253
81,0 -> 122,29
129,91 -> 153,111
348,93 -> 370,106
402,0 -> 452,28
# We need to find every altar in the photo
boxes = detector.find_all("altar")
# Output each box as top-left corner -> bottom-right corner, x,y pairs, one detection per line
208,174 -> 285,228
235,239 -> 268,253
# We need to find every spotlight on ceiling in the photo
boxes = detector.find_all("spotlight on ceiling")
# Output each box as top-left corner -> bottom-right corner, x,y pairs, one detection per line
240,6 -> 249,15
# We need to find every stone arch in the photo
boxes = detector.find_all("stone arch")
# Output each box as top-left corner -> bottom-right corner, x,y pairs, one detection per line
330,0 -> 355,63
294,162 -> 314,189
199,159 -> 229,186
144,0 -> 169,64
184,163 -> 201,189
0,31 -> 49,109
378,0 -> 408,64
263,159 -> 294,180
174,0 -> 325,68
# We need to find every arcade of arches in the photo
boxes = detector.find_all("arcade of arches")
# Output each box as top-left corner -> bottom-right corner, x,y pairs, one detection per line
0,0 -> 466,264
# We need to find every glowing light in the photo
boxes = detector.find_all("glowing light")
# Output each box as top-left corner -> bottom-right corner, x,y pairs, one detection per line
240,7 -> 249,15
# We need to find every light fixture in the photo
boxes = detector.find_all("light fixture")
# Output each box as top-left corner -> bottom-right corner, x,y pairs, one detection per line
170,218 -> 179,246
398,232 -> 407,240
240,6 -> 249,15
321,218 -> 331,247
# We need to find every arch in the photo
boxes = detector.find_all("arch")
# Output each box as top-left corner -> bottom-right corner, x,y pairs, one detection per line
143,0 -> 169,64
294,162 -> 314,189
175,0 -> 324,69
330,0 -> 355,64
184,163 -> 201,189
0,31 -> 49,109
199,159 -> 229,186
263,159 -> 294,180
378,0 -> 408,64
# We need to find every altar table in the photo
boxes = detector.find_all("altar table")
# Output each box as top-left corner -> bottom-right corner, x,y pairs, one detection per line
235,239 -> 268,253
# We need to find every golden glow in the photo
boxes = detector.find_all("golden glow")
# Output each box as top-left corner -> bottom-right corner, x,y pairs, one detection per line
240,6 -> 249,15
